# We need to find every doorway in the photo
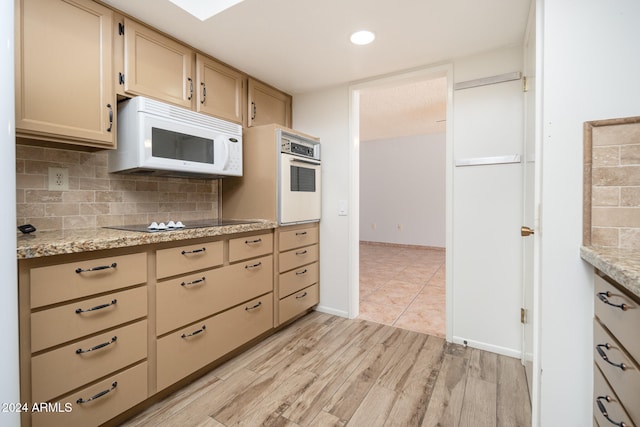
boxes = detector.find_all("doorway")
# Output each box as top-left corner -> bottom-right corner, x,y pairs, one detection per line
349,65 -> 454,341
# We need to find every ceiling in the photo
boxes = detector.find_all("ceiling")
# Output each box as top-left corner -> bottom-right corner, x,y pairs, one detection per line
101,0 -> 530,140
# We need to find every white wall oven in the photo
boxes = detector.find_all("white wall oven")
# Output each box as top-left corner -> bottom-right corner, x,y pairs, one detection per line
279,131 -> 321,224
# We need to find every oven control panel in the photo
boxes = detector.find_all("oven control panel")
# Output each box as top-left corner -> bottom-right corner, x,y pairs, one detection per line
281,133 -> 320,161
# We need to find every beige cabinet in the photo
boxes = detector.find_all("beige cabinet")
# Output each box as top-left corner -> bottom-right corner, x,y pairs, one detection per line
593,271 -> 639,426
196,54 -> 245,124
248,78 -> 292,128
121,18 -> 194,108
19,250 -> 148,427
15,0 -> 115,149
276,223 -> 320,325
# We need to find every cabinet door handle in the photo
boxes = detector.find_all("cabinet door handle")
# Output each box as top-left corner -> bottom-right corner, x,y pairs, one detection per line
76,382 -> 117,404
597,291 -> 629,311
296,250 -> 308,256
181,325 -> 206,338
181,277 -> 206,287
75,299 -> 117,314
251,101 -> 256,120
187,77 -> 193,100
596,395 -> 628,426
245,262 -> 262,270
245,301 -> 262,311
75,262 -> 117,274
295,231 -> 308,236
596,344 -> 628,370
201,82 -> 206,104
106,103 -> 113,132
75,336 -> 117,354
296,269 -> 308,276
296,292 -> 308,299
245,238 -> 262,244
181,247 -> 206,255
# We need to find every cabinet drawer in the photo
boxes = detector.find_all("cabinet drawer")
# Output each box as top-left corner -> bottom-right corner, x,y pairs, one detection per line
279,262 -> 319,298
30,253 -> 146,309
279,283 -> 319,325
31,362 -> 148,427
229,233 -> 273,263
279,244 -> 318,273
156,241 -> 223,279
595,274 -> 640,363
31,286 -> 147,353
279,225 -> 319,252
594,364 -> 634,427
157,295 -> 273,390
31,320 -> 147,403
594,319 -> 640,424
156,255 -> 273,335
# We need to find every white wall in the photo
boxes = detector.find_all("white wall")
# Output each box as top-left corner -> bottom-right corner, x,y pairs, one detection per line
538,0 -> 640,425
359,133 -> 446,247
1,0 -> 20,425
293,85 -> 352,318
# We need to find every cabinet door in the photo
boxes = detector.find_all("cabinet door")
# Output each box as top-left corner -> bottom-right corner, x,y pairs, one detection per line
196,54 -> 244,124
123,18 -> 194,109
15,0 -> 115,148
248,79 -> 292,127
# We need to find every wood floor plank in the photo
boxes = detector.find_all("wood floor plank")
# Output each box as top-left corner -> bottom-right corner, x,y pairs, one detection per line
496,355 -> 531,427
458,377 -> 497,427
376,331 -> 428,392
346,384 -> 397,426
283,344 -> 369,425
308,410 -> 347,427
468,347 -> 498,382
421,354 -> 469,427
385,335 -> 446,426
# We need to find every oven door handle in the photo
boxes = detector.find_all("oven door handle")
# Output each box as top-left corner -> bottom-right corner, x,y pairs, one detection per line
290,158 -> 321,166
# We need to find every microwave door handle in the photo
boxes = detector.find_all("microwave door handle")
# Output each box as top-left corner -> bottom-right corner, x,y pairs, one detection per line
290,158 -> 321,166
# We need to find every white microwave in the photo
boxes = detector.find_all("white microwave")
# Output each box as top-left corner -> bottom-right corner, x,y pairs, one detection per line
109,96 -> 242,178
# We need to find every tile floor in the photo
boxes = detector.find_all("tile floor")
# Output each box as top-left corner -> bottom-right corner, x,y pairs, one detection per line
358,242 -> 446,337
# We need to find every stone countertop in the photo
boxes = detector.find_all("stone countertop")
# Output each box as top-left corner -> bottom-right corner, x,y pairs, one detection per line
17,220 -> 278,259
581,246 -> 640,299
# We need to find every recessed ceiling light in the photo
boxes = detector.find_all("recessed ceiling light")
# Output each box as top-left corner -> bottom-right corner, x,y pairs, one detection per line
169,0 -> 245,21
350,30 -> 375,45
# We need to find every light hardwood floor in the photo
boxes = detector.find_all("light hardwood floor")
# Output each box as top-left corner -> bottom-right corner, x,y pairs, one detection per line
122,311 -> 531,427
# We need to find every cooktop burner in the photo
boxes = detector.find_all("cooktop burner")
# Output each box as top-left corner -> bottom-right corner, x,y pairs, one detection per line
106,219 -> 257,233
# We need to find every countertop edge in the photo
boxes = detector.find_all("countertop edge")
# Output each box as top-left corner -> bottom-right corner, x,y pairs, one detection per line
17,221 -> 279,259
580,246 -> 640,299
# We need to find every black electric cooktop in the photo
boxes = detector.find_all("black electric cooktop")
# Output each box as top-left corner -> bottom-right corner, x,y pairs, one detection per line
105,219 -> 258,233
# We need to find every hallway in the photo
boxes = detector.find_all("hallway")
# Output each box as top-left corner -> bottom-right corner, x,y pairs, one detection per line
358,243 -> 446,337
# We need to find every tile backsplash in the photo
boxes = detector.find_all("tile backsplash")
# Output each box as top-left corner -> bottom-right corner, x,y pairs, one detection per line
16,144 -> 219,231
584,117 -> 640,249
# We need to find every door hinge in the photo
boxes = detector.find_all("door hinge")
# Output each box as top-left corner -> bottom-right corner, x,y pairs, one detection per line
119,72 -> 125,85
118,22 -> 124,36
522,76 -> 529,92
520,307 -> 527,324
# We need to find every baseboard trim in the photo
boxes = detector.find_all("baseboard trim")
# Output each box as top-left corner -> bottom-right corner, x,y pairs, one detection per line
315,305 -> 349,318
359,241 -> 445,251
452,336 -> 522,359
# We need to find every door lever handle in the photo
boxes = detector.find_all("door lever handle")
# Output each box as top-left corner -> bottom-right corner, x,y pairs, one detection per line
521,226 -> 535,237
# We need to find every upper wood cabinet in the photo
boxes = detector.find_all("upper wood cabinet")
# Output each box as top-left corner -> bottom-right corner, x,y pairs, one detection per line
15,0 -> 116,149
248,79 -> 292,128
121,18 -> 194,109
196,54 -> 244,124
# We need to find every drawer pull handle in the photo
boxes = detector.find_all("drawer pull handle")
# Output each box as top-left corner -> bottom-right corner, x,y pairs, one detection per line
596,344 -> 628,371
296,291 -> 308,299
75,262 -> 117,274
597,291 -> 629,311
245,301 -> 262,311
296,269 -> 308,276
76,336 -> 117,354
181,247 -> 206,255
181,277 -> 206,287
296,250 -> 308,256
76,299 -> 117,314
181,325 -> 206,338
245,238 -> 262,244
245,262 -> 262,270
76,381 -> 118,404
596,395 -> 628,427
295,231 -> 308,236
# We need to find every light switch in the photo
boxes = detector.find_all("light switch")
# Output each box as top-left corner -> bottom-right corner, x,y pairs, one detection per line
338,200 -> 348,216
